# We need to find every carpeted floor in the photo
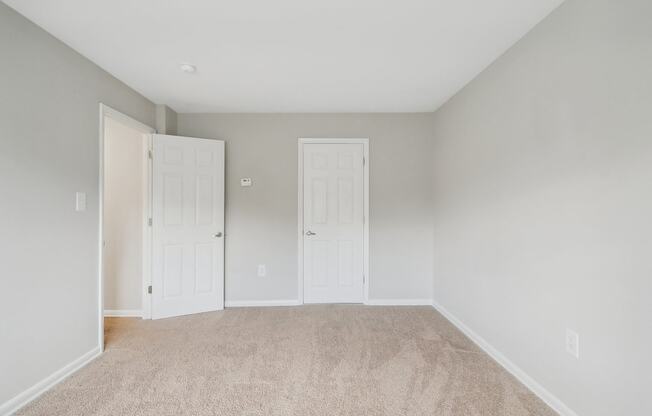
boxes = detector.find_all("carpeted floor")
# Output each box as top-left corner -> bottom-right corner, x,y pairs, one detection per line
17,305 -> 555,416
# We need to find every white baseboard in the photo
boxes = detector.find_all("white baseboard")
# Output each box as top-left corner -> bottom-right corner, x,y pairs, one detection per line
365,298 -> 433,306
225,299 -> 302,308
225,299 -> 434,307
0,346 -> 101,416
431,301 -> 578,416
104,309 -> 142,317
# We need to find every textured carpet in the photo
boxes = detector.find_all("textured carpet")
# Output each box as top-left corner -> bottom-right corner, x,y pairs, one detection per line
17,305 -> 555,416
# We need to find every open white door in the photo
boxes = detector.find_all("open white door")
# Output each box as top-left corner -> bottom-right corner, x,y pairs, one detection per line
151,134 -> 224,319
302,142 -> 365,303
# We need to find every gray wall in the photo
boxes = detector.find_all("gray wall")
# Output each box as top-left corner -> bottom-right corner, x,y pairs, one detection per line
155,104 -> 178,135
178,114 -> 434,303
430,0 -> 652,414
0,2 -> 155,406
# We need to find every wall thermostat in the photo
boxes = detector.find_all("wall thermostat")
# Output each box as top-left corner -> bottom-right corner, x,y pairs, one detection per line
240,178 -> 252,187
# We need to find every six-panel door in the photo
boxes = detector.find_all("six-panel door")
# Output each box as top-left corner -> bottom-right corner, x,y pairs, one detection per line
151,134 -> 224,319
303,143 -> 364,303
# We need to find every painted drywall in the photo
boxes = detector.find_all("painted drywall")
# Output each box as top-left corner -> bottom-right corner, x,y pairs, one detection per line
430,0 -> 652,414
103,118 -> 144,312
155,104 -> 178,135
2,0 -> 566,113
177,114 -> 434,303
0,2 -> 155,408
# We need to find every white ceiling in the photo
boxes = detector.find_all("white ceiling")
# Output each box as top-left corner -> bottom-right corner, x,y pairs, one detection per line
4,0 -> 564,113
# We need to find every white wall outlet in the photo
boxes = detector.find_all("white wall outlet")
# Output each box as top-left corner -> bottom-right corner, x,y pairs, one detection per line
75,192 -> 86,212
240,178 -> 252,187
257,264 -> 266,277
566,329 -> 580,358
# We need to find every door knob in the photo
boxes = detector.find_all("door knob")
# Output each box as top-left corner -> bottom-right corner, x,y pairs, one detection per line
214,232 -> 223,238
305,231 -> 316,236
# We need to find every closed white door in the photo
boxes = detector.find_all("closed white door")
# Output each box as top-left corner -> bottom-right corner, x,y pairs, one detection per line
303,143 -> 364,303
151,134 -> 224,319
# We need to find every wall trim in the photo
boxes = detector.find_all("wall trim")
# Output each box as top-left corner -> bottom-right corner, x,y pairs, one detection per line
225,300 -> 302,308
103,309 -> 143,317
365,299 -> 433,306
0,346 -> 101,416
431,301 -> 578,416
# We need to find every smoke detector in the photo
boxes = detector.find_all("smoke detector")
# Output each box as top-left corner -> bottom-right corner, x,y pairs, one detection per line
180,63 -> 196,73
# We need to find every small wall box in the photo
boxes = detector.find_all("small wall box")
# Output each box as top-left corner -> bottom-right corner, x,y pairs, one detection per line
240,178 -> 252,187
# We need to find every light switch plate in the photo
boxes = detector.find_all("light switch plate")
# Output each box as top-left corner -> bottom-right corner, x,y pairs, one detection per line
75,192 -> 86,212
240,178 -> 252,187
566,329 -> 579,359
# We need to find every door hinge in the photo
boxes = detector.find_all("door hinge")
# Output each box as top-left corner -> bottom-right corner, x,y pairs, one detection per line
148,150 -> 153,160
148,218 -> 152,226
363,274 -> 366,284
147,285 -> 152,294
363,156 -> 366,166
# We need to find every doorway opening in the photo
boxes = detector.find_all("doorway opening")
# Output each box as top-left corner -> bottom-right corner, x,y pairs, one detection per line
99,104 -> 155,350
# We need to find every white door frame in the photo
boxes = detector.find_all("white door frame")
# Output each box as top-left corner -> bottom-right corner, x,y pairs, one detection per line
297,138 -> 370,304
98,103 -> 156,351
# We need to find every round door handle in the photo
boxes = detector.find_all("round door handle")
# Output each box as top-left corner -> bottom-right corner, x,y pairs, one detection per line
305,231 -> 316,236
214,232 -> 223,238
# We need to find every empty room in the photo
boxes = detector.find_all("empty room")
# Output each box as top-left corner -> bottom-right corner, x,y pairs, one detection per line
0,0 -> 649,415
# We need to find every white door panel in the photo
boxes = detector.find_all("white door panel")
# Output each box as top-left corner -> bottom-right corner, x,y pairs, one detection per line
303,143 -> 364,303
152,134 -> 224,319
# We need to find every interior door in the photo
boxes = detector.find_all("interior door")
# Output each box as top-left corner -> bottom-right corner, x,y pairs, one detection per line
303,143 -> 364,303
151,134 -> 224,319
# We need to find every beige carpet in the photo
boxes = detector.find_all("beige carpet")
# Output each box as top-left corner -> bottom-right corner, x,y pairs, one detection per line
17,305 -> 555,416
